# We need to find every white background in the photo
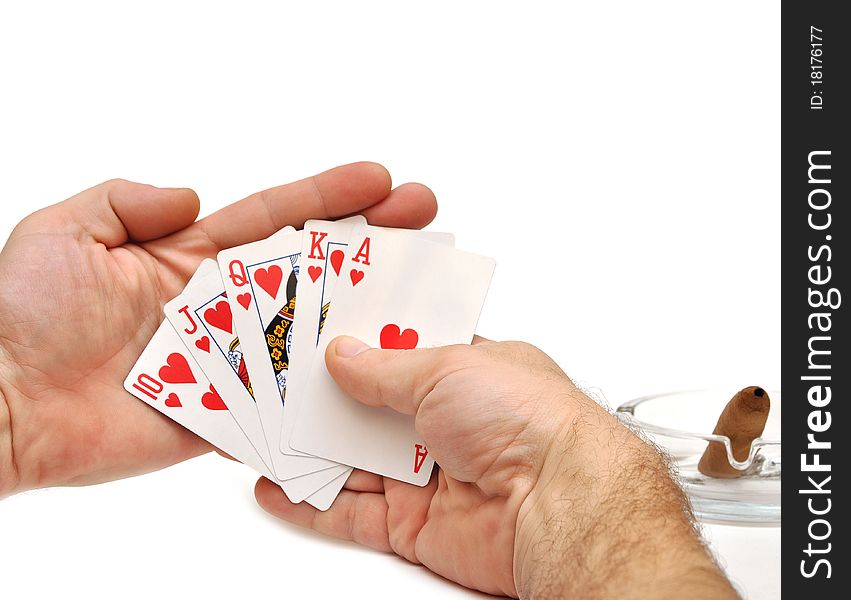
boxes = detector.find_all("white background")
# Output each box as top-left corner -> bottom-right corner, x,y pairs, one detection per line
0,1 -> 779,598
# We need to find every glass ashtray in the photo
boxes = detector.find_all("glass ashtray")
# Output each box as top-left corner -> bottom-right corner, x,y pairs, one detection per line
616,389 -> 780,525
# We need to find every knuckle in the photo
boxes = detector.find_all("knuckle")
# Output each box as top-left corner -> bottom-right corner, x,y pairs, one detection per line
472,340 -> 566,376
426,345 -> 478,382
440,344 -> 477,367
12,206 -> 65,237
373,372 -> 392,407
504,340 -> 541,356
12,210 -> 43,233
100,178 -> 132,195
469,339 -> 514,362
344,495 -> 358,541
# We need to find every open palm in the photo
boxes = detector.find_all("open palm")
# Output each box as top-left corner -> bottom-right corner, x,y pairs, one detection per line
0,163 -> 436,495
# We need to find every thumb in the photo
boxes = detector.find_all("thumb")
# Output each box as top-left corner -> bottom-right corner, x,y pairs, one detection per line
15,179 -> 200,246
325,335 -> 479,415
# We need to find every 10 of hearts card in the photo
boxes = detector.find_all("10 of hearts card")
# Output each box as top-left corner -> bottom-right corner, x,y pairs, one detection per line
124,219 -> 495,510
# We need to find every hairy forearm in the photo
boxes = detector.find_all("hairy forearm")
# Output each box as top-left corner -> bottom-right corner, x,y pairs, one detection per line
515,408 -> 739,600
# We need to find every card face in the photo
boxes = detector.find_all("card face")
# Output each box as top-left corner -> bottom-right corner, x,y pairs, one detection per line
291,225 -> 496,485
217,229 -> 351,481
279,217 -> 365,456
164,259 -> 274,470
123,319 -> 272,478
123,319 -> 344,509
280,224 -> 455,457
164,259 -> 346,502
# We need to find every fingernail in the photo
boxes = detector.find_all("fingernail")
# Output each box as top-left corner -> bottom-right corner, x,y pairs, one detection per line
335,336 -> 370,358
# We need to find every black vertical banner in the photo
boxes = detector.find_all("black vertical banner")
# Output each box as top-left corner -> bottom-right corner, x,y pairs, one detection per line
783,3 -> 849,597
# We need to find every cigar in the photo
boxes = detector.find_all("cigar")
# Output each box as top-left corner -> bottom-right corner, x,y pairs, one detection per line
697,386 -> 770,478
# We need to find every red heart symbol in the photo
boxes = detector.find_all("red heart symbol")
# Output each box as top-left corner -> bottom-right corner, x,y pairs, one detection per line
350,269 -> 365,286
201,385 -> 228,410
255,265 -> 283,299
203,300 -> 232,334
159,353 -> 196,384
237,293 -> 252,310
380,324 -> 418,350
330,249 -> 344,275
164,393 -> 182,408
195,336 -> 211,353
308,265 -> 323,283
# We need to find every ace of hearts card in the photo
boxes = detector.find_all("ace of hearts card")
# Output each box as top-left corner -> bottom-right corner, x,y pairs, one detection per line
292,224 -> 495,485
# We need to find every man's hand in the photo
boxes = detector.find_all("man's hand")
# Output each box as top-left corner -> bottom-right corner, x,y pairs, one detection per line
0,163 -> 436,497
255,337 -> 739,599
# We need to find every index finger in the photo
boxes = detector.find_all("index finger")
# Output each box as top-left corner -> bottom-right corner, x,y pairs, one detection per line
195,162 -> 437,250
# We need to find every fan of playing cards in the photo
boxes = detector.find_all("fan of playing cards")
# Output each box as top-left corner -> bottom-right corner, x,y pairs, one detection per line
124,217 -> 495,511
